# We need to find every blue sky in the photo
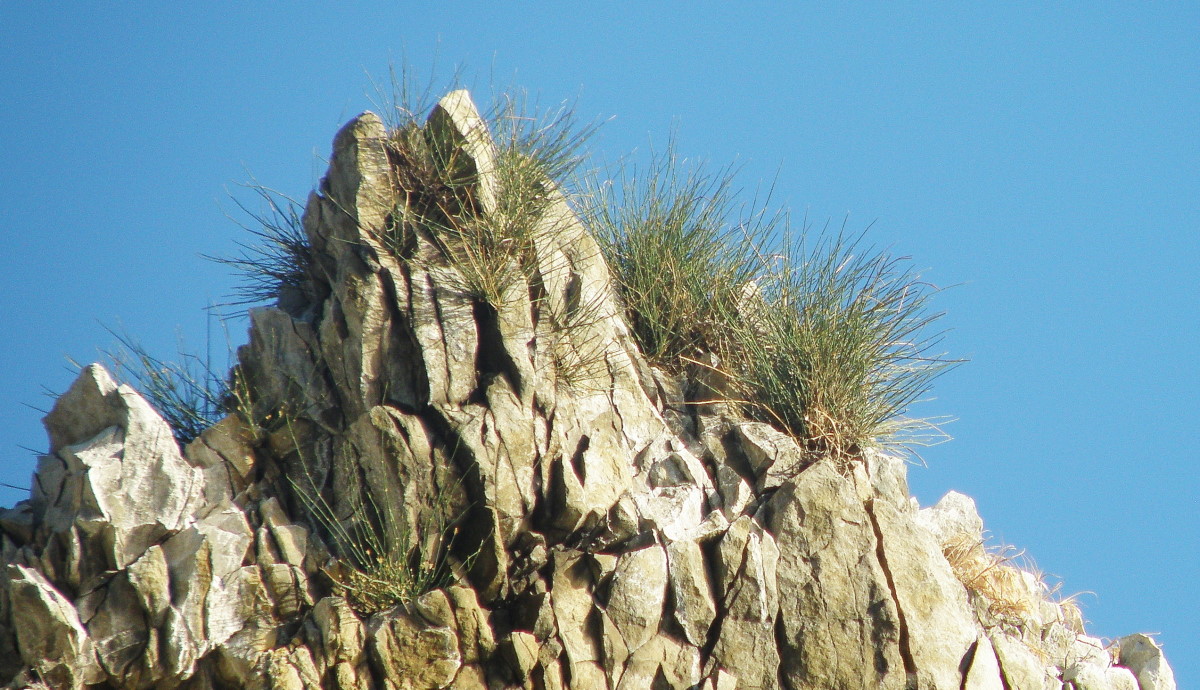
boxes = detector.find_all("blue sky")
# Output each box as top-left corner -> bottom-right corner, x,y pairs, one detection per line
2,3 -> 1196,682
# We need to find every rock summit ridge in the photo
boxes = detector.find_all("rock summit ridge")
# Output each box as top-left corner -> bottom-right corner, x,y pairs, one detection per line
0,90 -> 1174,690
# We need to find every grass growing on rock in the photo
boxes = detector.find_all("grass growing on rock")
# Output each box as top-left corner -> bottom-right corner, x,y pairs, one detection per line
207,185 -> 315,312
381,86 -> 597,307
943,533 -> 1086,635
590,147 -> 954,463
587,143 -> 769,370
719,228 -> 953,462
280,417 -> 470,615
104,329 -> 255,445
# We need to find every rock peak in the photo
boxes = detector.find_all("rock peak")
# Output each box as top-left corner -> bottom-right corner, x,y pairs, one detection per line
0,90 -> 1174,690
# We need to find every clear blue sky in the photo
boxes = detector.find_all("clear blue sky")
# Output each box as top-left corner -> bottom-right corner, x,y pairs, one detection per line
2,3 -> 1195,682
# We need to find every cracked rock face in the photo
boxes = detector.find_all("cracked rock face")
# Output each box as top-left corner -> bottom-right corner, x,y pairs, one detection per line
0,90 -> 1175,690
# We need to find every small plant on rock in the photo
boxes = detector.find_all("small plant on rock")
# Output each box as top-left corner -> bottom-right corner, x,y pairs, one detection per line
105,328 -> 255,445
591,147 -> 954,463
588,142 -> 770,371
281,418 -> 470,615
719,228 -> 952,463
207,184 -> 316,312
381,84 -> 596,308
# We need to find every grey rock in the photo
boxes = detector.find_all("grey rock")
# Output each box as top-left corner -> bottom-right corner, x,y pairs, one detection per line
666,538 -> 717,647
368,605 -> 461,689
6,564 -> 103,687
917,490 -> 985,545
707,515 -> 779,690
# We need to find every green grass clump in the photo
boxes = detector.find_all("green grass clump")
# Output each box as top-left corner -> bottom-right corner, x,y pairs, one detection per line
719,229 -> 952,461
588,143 -> 771,370
380,81 -> 596,306
283,419 -> 467,615
591,147 -> 953,463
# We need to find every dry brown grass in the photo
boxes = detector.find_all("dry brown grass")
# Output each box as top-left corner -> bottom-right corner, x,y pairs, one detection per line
943,533 -> 1085,635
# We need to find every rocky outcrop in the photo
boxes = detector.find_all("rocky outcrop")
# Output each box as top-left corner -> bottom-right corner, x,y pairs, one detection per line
0,90 -> 1175,689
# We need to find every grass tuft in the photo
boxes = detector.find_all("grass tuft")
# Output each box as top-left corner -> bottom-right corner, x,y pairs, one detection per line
281,418 -> 469,615
719,225 -> 954,462
378,78 -> 599,305
588,142 -> 769,370
207,185 -> 315,312
943,532 -> 1086,634
590,145 -> 955,462
104,327 -> 253,445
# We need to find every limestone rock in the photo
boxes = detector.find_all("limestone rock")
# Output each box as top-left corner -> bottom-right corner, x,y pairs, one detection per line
368,605 -> 461,689
1117,634 -> 1176,690
605,544 -> 668,652
917,490 -> 984,544
666,538 -> 717,647
0,88 -> 1175,690
6,564 -> 102,687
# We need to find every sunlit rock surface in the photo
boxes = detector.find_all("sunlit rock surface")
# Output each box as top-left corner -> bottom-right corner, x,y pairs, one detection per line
0,91 -> 1174,690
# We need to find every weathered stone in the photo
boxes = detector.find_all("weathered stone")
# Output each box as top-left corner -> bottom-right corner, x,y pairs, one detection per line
707,515 -> 780,690
262,645 -> 323,690
446,585 -> 495,664
368,605 -> 460,689
426,89 -> 501,216
1117,633 -> 1176,690
732,421 -> 811,490
34,366 -> 205,582
7,564 -> 103,687
1067,664 -> 1139,690
616,634 -> 701,690
549,550 -> 602,676
990,631 -> 1058,690
962,634 -> 1005,690
504,630 -> 539,681
768,460 -> 905,689
0,88 -> 1176,690
868,453 -> 980,690
0,502 -> 33,545
715,463 -> 753,518
665,539 -> 716,647
605,543 -> 668,652
917,490 -> 984,545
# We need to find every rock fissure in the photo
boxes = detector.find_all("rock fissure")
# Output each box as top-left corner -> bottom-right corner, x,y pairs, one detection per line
865,496 -> 918,685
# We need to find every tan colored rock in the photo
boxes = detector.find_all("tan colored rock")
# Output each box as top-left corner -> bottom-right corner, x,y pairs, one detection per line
732,421 -> 810,490
426,90 -> 501,215
446,585 -> 495,664
506,630 -> 539,681
1117,633 -> 1176,690
0,88 -> 1177,690
707,515 -> 780,690
605,543 -> 668,652
617,634 -> 701,690
7,564 -> 103,687
35,365 -> 205,583
665,539 -> 717,647
990,631 -> 1059,690
262,646 -> 322,690
768,461 -> 905,689
368,605 -> 461,689
962,635 -> 1004,690
868,452 -> 981,690
549,550 -> 602,676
